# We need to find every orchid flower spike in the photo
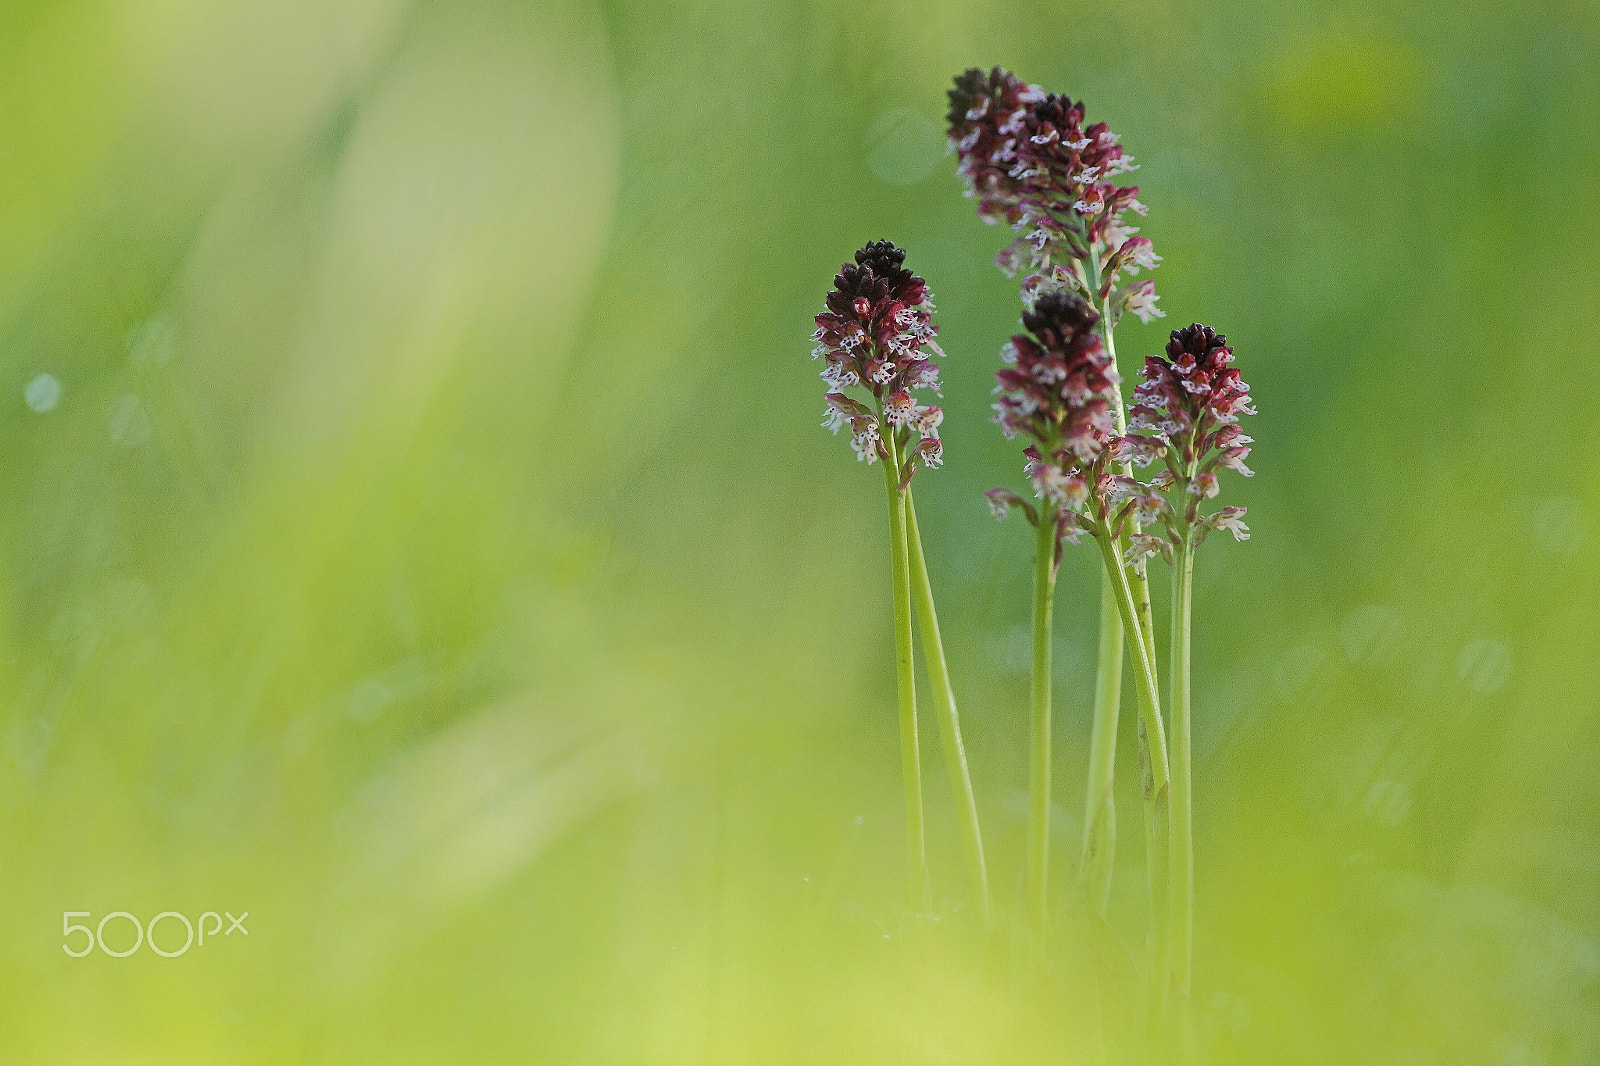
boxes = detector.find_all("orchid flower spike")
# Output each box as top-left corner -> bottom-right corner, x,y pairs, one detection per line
1118,323 -> 1259,551
985,290 -> 1145,553
948,68 -> 1163,324
813,241 -> 947,483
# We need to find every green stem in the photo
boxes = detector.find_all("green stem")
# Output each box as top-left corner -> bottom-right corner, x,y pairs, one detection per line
881,426 -> 927,910
1078,242 -> 1163,920
1093,263 -> 1162,713
1102,540 -> 1168,803
1168,536 -> 1195,997
1132,567 -> 1165,959
905,489 -> 992,927
1094,532 -> 1170,945
1028,508 -> 1058,932
1085,225 -> 1177,1051
1080,574 -> 1121,917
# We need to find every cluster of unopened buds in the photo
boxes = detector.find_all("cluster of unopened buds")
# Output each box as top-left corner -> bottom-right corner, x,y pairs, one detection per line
813,240 -> 946,486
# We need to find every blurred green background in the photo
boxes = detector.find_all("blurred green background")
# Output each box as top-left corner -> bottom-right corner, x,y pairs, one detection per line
1,0 -> 1597,1061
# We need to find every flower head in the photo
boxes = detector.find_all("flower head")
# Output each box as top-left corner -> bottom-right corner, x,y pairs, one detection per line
814,241 -> 936,370
1120,323 -> 1258,543
948,70 -> 1162,325
813,241 -> 947,477
993,290 -> 1119,461
1014,93 -> 1138,225
947,67 -> 1045,226
1128,324 -> 1256,453
988,291 -> 1143,545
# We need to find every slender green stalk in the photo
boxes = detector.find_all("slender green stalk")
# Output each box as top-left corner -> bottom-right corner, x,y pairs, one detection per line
1132,577 -> 1165,954
1100,300 -> 1162,752
905,490 -> 992,927
1080,577 -> 1121,916
1088,249 -> 1174,1050
1079,244 -> 1163,915
1127,557 -> 1164,963
1094,531 -> 1170,941
1027,508 -> 1058,932
1096,317 -> 1161,676
880,426 -> 927,910
1168,536 -> 1195,997
1097,538 -> 1168,813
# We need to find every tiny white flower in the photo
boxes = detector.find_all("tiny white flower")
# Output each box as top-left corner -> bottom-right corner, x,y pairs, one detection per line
1123,282 -> 1164,324
1207,507 -> 1250,541
884,391 -> 917,426
850,421 -> 881,463
820,362 -> 859,391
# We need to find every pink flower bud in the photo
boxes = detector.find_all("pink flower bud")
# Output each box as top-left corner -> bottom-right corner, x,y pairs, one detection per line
1117,235 -> 1161,274
849,418 -> 881,464
1111,433 -> 1166,467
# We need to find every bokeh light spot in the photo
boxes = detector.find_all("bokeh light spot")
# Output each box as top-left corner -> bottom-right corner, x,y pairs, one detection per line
1362,779 -> 1413,825
1457,639 -> 1511,694
864,110 -> 941,186
1532,497 -> 1586,555
1273,644 -> 1329,702
1340,605 -> 1404,666
24,373 -> 61,412
1206,991 -> 1251,1035
107,394 -> 152,447
126,316 -> 175,367
996,624 -> 1031,675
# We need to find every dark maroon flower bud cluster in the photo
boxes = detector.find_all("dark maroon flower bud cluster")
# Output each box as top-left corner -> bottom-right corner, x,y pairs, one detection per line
1117,324 -> 1258,556
947,67 -> 1045,227
1010,94 -> 1142,246
948,68 -> 1162,326
988,291 -> 1152,548
813,241 -> 946,475
994,291 -> 1119,459
1128,325 -> 1256,461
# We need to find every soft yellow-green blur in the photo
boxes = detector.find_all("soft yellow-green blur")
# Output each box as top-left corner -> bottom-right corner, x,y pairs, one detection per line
1,0 -> 1597,1062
